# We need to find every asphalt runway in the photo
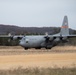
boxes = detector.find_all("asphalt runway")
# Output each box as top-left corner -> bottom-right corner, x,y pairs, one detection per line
0,46 -> 76,70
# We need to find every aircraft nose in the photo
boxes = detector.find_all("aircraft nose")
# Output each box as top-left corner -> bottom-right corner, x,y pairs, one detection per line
19,41 -> 25,47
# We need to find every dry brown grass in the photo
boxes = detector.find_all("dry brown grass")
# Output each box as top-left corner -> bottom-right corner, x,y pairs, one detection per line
0,46 -> 22,49
0,46 -> 76,70
0,67 -> 76,75
53,46 -> 76,51
0,46 -> 76,55
0,45 -> 76,51
0,53 -> 76,70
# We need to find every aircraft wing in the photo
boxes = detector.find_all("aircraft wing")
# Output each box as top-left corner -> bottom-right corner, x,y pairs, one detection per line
48,33 -> 76,37
64,35 -> 76,38
0,35 -> 24,40
44,34 -> 76,42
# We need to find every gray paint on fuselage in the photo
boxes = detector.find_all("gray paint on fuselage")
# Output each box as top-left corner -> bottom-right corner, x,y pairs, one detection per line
19,35 -> 45,48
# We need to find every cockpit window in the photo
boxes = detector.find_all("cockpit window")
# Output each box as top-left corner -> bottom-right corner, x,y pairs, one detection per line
21,37 -> 29,43
22,37 -> 25,41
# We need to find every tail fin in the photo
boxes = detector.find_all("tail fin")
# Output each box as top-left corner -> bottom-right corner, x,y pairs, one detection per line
60,16 -> 69,35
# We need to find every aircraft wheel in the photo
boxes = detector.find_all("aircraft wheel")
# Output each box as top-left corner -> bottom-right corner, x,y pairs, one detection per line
24,48 -> 28,50
45,47 -> 52,49
35,47 -> 41,49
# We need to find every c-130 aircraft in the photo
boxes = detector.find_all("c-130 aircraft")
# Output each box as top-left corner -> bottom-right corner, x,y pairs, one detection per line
1,16 -> 76,50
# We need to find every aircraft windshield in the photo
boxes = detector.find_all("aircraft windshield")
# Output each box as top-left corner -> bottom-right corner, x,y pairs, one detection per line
21,37 -> 25,41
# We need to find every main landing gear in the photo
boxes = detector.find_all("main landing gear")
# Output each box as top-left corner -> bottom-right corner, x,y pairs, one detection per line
24,47 -> 28,50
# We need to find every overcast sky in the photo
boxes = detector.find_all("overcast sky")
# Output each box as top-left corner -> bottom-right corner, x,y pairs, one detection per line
0,0 -> 76,29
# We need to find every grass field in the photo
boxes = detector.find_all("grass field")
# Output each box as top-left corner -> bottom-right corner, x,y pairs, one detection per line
0,52 -> 76,69
0,46 -> 76,55
0,46 -> 76,75
0,67 -> 76,75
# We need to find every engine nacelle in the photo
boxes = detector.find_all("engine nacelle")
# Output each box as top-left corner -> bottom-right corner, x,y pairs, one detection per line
53,37 -> 68,42
49,37 -> 54,41
12,36 -> 22,40
54,38 -> 60,42
13,36 -> 18,40
62,37 -> 67,41
61,37 -> 68,43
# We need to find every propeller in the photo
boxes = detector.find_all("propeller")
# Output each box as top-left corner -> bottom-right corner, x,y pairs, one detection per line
44,33 -> 68,43
7,33 -> 23,42
44,32 -> 50,42
58,34 -> 68,42
8,33 -> 12,42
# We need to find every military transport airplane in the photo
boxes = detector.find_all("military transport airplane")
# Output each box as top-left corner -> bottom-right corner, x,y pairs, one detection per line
0,16 -> 76,50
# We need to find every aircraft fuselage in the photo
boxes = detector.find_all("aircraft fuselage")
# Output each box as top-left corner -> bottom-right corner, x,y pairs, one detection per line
19,35 -> 46,49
